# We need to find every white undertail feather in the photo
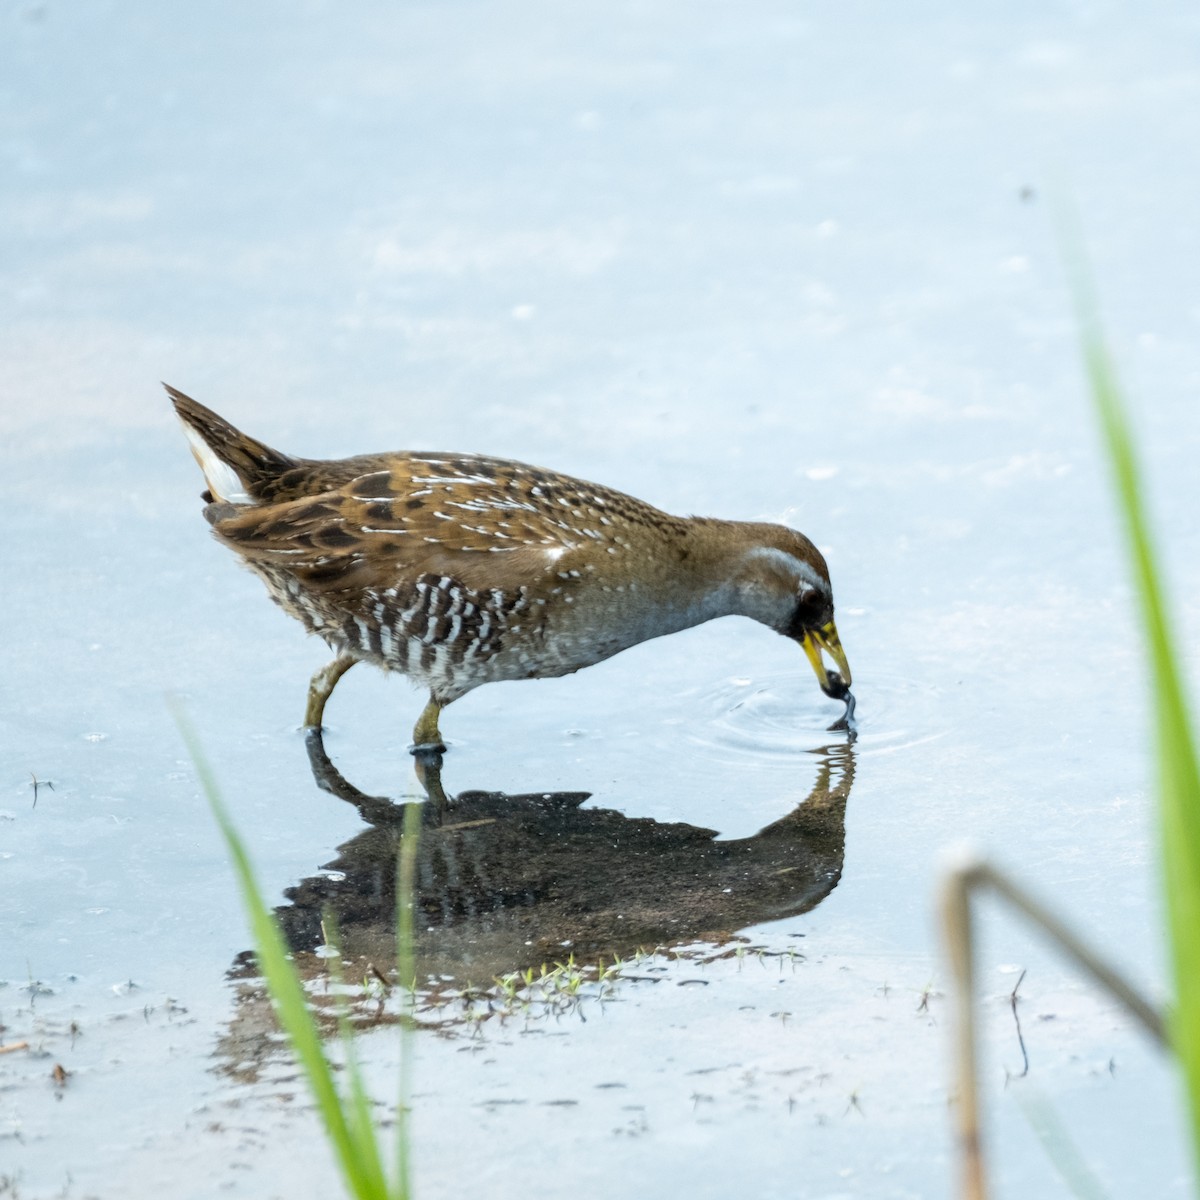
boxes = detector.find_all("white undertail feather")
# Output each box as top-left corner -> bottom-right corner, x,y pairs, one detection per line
180,420 -> 254,504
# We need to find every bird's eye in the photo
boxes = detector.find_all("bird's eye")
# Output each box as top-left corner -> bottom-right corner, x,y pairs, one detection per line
787,591 -> 826,637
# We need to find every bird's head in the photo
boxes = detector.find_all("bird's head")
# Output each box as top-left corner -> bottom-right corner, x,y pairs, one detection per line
732,527 -> 852,700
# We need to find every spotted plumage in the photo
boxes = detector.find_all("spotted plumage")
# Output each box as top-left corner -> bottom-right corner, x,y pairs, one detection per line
170,385 -> 852,751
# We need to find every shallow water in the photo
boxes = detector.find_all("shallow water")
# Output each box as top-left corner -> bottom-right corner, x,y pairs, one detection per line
4,2 -> 1200,1197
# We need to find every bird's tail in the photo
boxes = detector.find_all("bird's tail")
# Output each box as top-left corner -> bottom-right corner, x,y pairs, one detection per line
166,384 -> 296,504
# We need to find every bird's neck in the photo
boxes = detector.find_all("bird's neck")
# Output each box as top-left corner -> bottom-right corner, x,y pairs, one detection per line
669,518 -> 799,631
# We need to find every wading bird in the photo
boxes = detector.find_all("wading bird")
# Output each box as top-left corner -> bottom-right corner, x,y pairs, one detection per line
171,386 -> 852,751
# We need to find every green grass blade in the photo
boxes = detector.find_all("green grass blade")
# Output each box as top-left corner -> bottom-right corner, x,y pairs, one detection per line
171,704 -> 387,1200
322,912 -> 391,1197
1063,236 -> 1200,1168
394,800 -> 421,1196
394,803 -> 420,1191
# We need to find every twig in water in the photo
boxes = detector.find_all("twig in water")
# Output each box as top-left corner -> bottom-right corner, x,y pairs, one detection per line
940,849 -> 1165,1200
1005,969 -> 1030,1084
30,773 -> 54,808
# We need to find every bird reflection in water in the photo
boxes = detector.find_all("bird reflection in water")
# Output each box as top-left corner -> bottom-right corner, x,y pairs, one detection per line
263,729 -> 857,985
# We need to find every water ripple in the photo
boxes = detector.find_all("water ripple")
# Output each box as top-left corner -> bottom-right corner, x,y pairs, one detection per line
689,672 -> 944,760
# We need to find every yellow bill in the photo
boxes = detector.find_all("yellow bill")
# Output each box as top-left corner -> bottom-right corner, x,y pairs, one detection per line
800,619 -> 852,699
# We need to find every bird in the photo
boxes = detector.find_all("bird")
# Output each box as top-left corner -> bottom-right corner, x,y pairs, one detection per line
169,385 -> 853,752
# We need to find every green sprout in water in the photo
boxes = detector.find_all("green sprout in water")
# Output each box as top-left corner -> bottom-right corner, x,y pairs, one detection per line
1064,233 -> 1200,1170
944,228 -> 1200,1199
938,220 -> 1198,1200
173,704 -> 417,1200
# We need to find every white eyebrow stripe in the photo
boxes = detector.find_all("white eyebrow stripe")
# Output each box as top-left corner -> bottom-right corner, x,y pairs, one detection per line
744,546 -> 825,594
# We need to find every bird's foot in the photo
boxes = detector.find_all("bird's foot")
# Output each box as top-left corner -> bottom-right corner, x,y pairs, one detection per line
409,740 -> 447,757
411,746 -> 450,811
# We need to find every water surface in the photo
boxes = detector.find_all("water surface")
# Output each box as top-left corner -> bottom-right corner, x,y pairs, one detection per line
3,2 -> 1199,1196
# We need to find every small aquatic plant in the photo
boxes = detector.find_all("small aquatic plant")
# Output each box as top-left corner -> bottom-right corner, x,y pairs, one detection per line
173,706 -> 417,1200
941,238 -> 1200,1199
1071,246 -> 1200,1167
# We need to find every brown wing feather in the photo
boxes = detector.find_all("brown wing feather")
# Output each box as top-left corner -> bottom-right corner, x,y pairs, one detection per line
205,451 -> 665,594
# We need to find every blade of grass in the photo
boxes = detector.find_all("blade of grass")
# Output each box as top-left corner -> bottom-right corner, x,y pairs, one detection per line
171,702 -> 390,1200
394,800 -> 421,1195
1062,226 -> 1200,1168
322,912 -> 391,1197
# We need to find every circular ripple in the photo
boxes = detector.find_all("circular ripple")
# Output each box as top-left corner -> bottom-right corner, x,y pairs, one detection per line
689,671 -> 945,760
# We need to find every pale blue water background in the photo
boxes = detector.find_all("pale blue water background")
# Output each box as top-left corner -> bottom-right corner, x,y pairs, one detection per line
3,2 -> 1199,1196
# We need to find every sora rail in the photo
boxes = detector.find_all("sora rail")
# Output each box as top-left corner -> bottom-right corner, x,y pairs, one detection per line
170,386 -> 852,752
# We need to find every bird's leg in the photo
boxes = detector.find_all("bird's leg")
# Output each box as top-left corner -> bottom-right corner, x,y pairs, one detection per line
304,654 -> 357,729
412,748 -> 450,815
410,697 -> 447,754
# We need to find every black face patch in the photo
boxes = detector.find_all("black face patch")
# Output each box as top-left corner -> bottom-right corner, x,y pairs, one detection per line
785,592 -> 832,638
